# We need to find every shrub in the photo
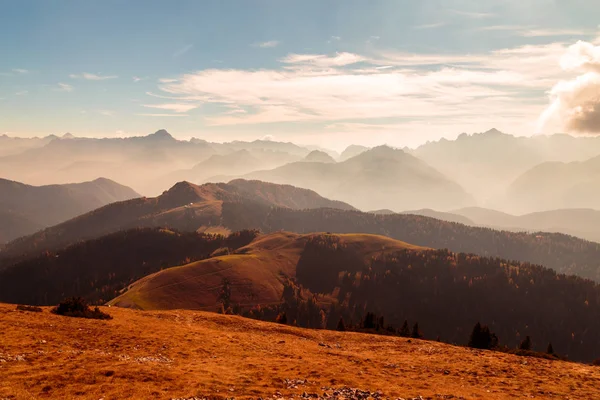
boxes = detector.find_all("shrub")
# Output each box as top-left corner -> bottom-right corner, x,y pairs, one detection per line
52,297 -> 112,320
593,359 -> 600,366
276,312 -> 288,324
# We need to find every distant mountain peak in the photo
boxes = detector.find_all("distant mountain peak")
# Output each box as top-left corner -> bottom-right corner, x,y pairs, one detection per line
189,137 -> 208,144
303,150 -> 336,163
482,128 -> 504,136
147,129 -> 175,140
368,144 -> 401,155
61,132 -> 75,139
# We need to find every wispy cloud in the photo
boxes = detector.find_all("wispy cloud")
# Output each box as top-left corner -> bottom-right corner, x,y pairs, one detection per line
132,76 -> 146,83
70,72 -> 118,80
154,41 -> 569,135
519,28 -> 590,37
98,110 -> 115,116
475,25 -> 591,38
414,22 -> 446,30
281,52 -> 366,67
450,9 -> 494,18
57,82 -> 74,92
15,90 -> 28,96
142,103 -> 197,113
253,40 -> 280,48
136,113 -> 189,117
173,44 -> 193,57
1,69 -> 30,77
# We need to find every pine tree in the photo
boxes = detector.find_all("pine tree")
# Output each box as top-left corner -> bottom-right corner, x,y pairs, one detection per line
363,312 -> 376,329
519,335 -> 532,351
468,322 -> 498,350
399,320 -> 410,337
411,322 -> 423,339
336,317 -> 346,331
547,342 -> 554,355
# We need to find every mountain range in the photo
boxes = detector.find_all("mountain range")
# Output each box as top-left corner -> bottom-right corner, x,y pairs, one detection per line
411,128 -> 600,210
0,177 -> 139,244
3,179 -> 600,283
5,128 -> 600,215
244,145 -> 474,211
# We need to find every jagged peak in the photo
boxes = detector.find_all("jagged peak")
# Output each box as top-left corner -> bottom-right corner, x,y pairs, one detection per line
61,132 -> 75,139
146,129 -> 175,140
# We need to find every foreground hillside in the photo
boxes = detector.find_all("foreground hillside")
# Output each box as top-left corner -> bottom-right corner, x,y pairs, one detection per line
1,304 -> 599,399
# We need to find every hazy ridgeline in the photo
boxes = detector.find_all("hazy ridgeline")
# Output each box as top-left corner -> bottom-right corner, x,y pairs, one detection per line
4,129 -> 600,244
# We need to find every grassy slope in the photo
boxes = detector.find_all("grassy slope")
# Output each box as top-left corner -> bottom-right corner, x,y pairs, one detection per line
1,303 -> 599,399
110,232 -> 424,310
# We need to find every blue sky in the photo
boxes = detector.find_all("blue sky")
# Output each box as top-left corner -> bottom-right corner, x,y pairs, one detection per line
2,0 -> 600,149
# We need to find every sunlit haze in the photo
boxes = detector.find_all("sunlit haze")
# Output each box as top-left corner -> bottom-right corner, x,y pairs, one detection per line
3,1 -> 600,149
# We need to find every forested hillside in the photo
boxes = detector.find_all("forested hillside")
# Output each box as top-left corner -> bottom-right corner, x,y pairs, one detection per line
0,228 -> 258,305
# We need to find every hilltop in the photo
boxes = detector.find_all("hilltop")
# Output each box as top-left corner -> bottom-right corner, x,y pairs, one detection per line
105,231 -> 600,362
2,304 -> 600,399
0,180 -> 353,258
110,232 -> 421,310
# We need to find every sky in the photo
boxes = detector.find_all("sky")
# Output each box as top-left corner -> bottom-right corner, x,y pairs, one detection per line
1,0 -> 600,150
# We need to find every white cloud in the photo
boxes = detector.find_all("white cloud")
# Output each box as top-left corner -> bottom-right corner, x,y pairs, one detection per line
142,103 -> 197,113
539,40 -> 600,134
253,40 -> 280,48
173,44 -> 193,57
133,76 -> 145,83
98,110 -> 115,116
15,90 -> 28,96
70,73 -> 118,80
57,82 -> 73,92
136,113 -> 189,117
152,42 -> 569,136
280,52 -> 366,67
262,134 -> 275,141
560,40 -> 600,73
13,68 -> 29,74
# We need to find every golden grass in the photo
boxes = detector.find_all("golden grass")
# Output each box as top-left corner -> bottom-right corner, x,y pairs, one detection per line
1,303 -> 598,399
109,232 -> 428,311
